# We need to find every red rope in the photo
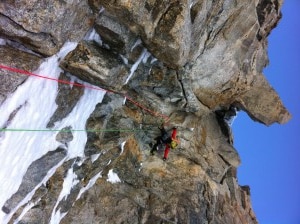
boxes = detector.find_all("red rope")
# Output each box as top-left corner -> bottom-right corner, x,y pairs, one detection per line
124,94 -> 170,122
0,64 -> 170,122
0,64 -> 111,93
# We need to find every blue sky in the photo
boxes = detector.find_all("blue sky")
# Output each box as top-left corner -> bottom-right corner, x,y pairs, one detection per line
234,1 -> 300,224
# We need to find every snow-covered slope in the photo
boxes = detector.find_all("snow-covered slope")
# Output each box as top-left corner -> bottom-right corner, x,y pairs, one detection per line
0,42 -> 106,223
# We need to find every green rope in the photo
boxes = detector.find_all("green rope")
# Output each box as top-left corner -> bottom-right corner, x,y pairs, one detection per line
0,128 -> 141,132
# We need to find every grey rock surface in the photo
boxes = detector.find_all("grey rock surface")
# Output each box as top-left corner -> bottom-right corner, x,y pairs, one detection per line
60,41 -> 129,91
2,147 -> 67,214
47,73 -> 84,128
0,45 -> 42,105
0,0 -> 94,56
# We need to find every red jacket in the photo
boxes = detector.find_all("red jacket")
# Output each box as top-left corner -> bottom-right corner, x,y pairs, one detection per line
163,128 -> 177,159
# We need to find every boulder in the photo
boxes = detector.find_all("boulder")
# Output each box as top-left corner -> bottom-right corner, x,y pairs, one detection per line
60,41 -> 129,91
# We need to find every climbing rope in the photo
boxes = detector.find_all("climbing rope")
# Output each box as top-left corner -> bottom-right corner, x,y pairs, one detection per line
0,64 -> 170,132
0,64 -> 111,93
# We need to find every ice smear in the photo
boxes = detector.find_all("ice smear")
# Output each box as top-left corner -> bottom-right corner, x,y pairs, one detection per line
76,171 -> 102,200
107,169 -> 121,184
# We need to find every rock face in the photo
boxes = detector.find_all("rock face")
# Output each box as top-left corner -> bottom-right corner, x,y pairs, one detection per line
0,45 -> 42,105
2,147 -> 67,214
87,0 -> 290,125
0,0 -> 94,56
0,0 -> 291,223
60,41 -> 129,91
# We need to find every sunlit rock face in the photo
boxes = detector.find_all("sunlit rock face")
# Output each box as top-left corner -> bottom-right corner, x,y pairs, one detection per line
0,0 -> 94,56
0,0 -> 290,223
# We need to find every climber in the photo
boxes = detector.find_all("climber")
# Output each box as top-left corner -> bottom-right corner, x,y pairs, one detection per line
150,126 -> 179,161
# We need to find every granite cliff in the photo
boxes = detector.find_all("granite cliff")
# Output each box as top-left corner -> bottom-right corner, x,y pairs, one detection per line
0,0 -> 290,223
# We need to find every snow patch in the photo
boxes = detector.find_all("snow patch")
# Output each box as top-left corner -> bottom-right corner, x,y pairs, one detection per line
125,48 -> 149,84
131,39 -> 142,52
53,82 -> 105,159
0,38 -> 6,45
76,171 -> 102,200
13,199 -> 40,224
99,7 -> 105,14
50,166 -> 78,223
59,167 -> 78,201
50,208 -> 67,224
107,169 -> 121,184
139,163 -> 143,172
120,54 -> 128,65
123,97 -> 127,105
84,28 -> 102,46
107,159 -> 111,165
142,51 -> 151,63
0,42 -> 77,221
150,57 -> 157,64
91,153 -> 101,163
